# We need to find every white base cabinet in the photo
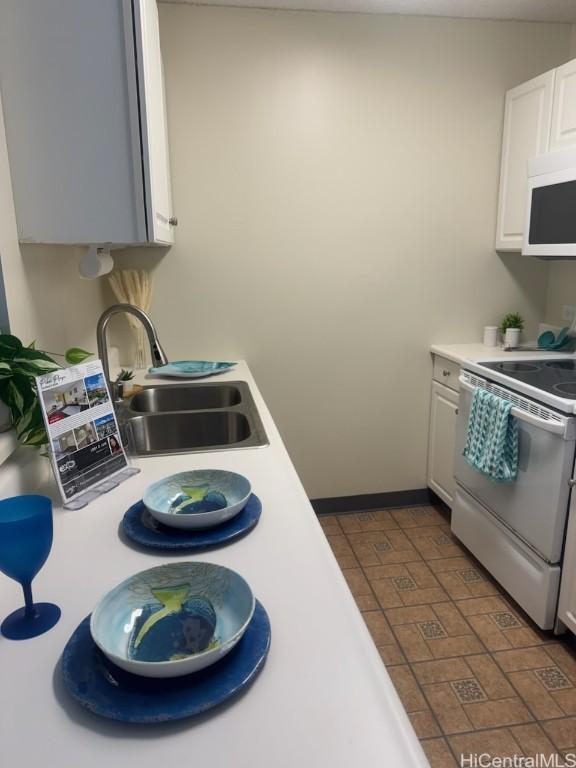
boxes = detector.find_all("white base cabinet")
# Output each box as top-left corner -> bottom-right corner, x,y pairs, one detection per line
427,356 -> 460,507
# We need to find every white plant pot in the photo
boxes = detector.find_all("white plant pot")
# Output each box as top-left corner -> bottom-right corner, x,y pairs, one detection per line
0,400 -> 12,433
504,328 -> 521,349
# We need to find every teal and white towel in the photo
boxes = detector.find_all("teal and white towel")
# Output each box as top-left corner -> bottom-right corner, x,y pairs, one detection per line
463,388 -> 518,483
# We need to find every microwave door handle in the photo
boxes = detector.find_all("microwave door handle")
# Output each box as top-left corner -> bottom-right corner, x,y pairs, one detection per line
458,376 -> 567,436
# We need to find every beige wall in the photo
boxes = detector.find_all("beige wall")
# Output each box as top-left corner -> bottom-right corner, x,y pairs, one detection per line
545,263 -> 576,327
1,8 -> 573,499
142,5 -> 569,498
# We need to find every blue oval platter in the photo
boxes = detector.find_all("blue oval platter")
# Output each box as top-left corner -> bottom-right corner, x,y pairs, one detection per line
61,601 -> 271,723
122,494 -> 262,552
148,361 -> 236,379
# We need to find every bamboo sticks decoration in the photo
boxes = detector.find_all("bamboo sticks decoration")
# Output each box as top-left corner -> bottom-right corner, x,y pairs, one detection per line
108,270 -> 153,369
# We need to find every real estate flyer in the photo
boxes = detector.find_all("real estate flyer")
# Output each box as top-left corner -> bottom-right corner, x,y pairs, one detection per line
36,360 -> 129,503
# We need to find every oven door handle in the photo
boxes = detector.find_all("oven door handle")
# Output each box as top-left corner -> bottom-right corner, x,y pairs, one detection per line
458,377 -> 569,436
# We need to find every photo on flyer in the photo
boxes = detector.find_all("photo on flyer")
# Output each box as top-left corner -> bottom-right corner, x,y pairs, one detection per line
36,361 -> 129,503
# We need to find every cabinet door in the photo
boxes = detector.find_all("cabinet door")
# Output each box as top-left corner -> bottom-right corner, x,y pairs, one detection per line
134,0 -> 175,245
0,0 -> 147,245
557,489 -> 576,635
427,381 -> 459,507
550,58 -> 576,152
495,71 -> 555,252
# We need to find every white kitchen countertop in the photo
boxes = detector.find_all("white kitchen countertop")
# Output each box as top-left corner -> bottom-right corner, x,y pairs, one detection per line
0,361 -> 428,768
431,342 -> 576,366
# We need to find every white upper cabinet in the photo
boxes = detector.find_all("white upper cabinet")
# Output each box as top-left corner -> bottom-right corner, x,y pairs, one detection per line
134,0 -> 174,244
550,58 -> 576,152
0,0 -> 174,246
495,71 -> 555,252
495,58 -> 576,253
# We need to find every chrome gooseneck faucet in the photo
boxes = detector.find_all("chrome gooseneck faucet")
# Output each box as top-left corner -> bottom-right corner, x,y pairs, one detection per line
96,303 -> 168,399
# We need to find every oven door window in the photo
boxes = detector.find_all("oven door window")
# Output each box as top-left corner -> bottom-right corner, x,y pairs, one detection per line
529,179 -> 576,244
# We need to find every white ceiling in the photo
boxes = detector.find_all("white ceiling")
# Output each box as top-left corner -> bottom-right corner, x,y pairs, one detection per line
159,0 -> 576,23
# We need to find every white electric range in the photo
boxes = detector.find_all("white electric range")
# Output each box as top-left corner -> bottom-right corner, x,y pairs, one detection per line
452,357 -> 576,631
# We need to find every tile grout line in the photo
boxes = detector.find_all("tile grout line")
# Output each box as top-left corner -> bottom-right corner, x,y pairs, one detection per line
340,512 -> 449,742
345,515 -> 499,662
337,511 -> 539,743
328,510 -> 576,756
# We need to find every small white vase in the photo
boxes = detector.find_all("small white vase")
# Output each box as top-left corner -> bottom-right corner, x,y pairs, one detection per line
504,328 -> 521,349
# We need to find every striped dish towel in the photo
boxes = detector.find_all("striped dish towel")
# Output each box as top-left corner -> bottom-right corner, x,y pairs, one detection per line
463,388 -> 518,483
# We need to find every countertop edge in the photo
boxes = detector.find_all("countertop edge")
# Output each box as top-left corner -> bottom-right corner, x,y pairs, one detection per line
431,342 -> 576,366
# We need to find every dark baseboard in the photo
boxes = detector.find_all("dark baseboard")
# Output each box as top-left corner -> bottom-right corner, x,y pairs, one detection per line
311,488 -> 442,516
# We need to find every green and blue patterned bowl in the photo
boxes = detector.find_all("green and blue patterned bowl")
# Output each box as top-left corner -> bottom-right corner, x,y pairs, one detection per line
143,470 -> 252,530
90,562 -> 255,678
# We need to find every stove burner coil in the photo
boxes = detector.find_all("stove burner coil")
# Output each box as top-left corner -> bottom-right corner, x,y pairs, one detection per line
544,360 -> 576,371
496,362 -> 541,373
552,382 -> 576,396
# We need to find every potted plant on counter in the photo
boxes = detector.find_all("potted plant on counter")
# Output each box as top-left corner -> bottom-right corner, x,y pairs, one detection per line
0,334 -> 91,445
115,368 -> 136,399
499,312 -> 524,349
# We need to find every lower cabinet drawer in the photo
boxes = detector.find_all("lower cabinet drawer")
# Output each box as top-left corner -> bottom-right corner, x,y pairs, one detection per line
433,356 -> 460,392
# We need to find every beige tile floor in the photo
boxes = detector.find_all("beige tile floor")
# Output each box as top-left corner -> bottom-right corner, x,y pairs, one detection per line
320,505 -> 576,767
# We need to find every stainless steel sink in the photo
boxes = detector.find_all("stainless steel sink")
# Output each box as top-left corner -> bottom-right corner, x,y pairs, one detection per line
126,412 -> 253,454
129,383 -> 241,413
117,381 -> 268,456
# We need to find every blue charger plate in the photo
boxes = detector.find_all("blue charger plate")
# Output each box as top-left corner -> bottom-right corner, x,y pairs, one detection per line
122,494 -> 262,552
61,601 -> 270,723
148,361 -> 236,378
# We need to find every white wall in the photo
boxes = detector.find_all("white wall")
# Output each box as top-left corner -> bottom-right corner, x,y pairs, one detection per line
140,5 -> 569,499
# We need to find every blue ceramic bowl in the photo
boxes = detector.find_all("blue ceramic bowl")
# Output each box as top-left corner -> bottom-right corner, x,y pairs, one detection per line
90,562 -> 255,678
143,470 -> 252,530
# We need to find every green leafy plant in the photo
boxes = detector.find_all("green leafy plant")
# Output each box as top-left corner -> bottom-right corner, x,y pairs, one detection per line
499,312 -> 524,335
116,369 -> 135,382
0,334 -> 92,447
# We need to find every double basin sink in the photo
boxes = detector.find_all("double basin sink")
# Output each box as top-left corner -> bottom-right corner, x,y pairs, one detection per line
117,381 -> 268,456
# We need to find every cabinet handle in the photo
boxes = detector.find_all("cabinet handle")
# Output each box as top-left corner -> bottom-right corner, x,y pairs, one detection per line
569,478 -> 576,487
169,216 -> 178,227
442,370 -> 450,377
455,408 -> 459,415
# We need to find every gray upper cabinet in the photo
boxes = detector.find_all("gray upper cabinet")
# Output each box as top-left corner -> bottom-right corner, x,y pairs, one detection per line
0,0 -> 174,246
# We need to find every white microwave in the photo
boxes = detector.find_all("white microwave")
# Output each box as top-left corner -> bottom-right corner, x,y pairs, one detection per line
523,147 -> 576,259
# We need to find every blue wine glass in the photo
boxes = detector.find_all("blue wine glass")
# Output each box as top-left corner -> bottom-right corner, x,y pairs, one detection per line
0,495 -> 61,640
